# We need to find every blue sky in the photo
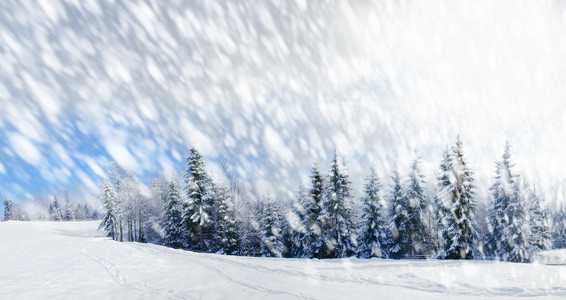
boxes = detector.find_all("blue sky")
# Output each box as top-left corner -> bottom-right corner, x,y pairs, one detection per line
1,0 -> 566,206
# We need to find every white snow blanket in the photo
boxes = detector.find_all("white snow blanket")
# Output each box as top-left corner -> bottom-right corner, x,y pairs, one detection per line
1,221 -> 565,299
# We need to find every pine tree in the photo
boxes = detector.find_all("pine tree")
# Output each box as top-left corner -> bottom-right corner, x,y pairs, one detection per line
288,186 -> 309,258
527,185 -> 552,253
215,185 -> 240,255
487,142 -> 530,262
3,196 -> 13,221
304,162 -> 328,258
98,176 -> 118,240
503,173 -> 530,262
51,195 -> 63,221
162,178 -> 186,248
183,147 -> 215,251
261,196 -> 284,257
435,148 -> 453,258
64,192 -> 74,221
357,167 -> 386,258
324,152 -> 356,258
405,155 -> 428,257
386,166 -> 409,259
487,143 -> 512,258
440,137 -> 476,259
552,206 -> 566,249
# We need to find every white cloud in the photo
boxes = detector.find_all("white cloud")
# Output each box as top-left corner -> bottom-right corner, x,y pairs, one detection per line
103,138 -> 139,173
8,133 -> 42,166
85,157 -> 105,178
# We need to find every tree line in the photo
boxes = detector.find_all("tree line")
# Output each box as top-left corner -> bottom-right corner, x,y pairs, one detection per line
2,192 -> 99,222
97,137 -> 560,262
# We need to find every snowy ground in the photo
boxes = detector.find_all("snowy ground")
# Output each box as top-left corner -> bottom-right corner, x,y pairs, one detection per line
1,222 -> 565,299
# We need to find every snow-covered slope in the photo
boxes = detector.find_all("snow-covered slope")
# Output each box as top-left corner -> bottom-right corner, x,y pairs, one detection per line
1,221 -> 565,299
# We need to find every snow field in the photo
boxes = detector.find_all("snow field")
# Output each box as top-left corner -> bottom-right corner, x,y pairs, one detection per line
1,221 -> 565,299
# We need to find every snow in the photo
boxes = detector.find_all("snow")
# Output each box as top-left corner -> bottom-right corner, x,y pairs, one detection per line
1,221 -> 566,299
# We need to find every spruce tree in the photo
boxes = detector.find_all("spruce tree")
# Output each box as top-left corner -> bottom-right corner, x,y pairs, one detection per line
527,185 -> 552,252
3,196 -> 13,221
64,192 -> 74,221
51,195 -> 63,221
261,196 -> 284,257
552,206 -> 566,249
435,148 -> 453,258
405,155 -> 428,257
440,137 -> 476,259
487,143 -> 513,258
98,176 -> 118,240
487,142 -> 530,262
302,162 -> 328,258
324,153 -> 356,258
503,174 -> 529,262
289,186 -> 309,258
357,167 -> 386,258
386,166 -> 409,259
163,178 -> 186,248
216,185 -> 240,255
183,147 -> 215,251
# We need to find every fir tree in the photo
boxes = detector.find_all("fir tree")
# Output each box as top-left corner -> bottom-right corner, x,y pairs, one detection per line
440,137 -> 476,259
3,196 -> 13,221
183,147 -> 215,251
64,192 -> 74,221
405,155 -> 428,257
386,166 -> 409,259
487,142 -> 531,262
215,185 -> 240,255
261,196 -> 284,257
288,186 -> 309,258
526,185 -> 552,253
51,195 -> 63,221
324,152 -> 356,258
163,178 -> 186,248
435,148 -> 453,258
552,206 -> 566,249
98,176 -> 118,240
304,162 -> 327,258
357,167 -> 386,258
503,174 -> 529,262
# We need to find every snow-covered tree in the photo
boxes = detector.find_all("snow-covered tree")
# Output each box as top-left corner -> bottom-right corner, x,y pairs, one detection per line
386,166 -> 409,259
63,192 -> 74,221
487,142 -> 529,262
162,178 -> 186,248
288,186 -> 309,258
357,167 -> 386,258
50,195 -> 63,221
552,206 -> 566,249
238,199 -> 263,256
435,148 -> 453,257
503,176 -> 530,262
304,162 -> 328,258
215,185 -> 240,255
261,196 -> 284,257
525,183 -> 552,253
438,137 -> 476,259
109,162 -> 127,242
405,155 -> 428,257
324,152 -> 356,258
3,196 -> 13,221
98,176 -> 118,240
183,147 -> 215,251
